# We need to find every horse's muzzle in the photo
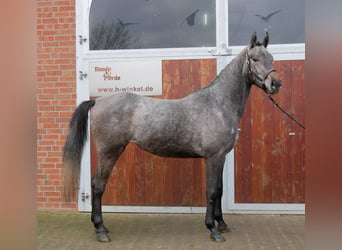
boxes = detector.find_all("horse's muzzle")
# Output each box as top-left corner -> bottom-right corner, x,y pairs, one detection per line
270,79 -> 282,94
266,70 -> 281,94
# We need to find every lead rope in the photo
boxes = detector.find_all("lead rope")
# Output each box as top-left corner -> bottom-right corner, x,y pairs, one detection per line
267,95 -> 305,129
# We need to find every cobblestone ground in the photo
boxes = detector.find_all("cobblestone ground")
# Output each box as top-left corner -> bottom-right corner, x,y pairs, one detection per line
37,212 -> 304,250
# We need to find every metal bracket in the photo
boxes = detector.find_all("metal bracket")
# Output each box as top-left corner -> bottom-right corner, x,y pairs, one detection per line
81,192 -> 89,202
208,45 -> 232,56
78,35 -> 87,45
79,71 -> 88,80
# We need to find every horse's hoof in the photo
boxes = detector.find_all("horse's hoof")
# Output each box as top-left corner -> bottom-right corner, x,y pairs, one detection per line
217,223 -> 230,233
96,233 -> 111,242
210,232 -> 226,243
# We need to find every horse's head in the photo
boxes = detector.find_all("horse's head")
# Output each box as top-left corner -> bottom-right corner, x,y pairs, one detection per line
245,32 -> 281,95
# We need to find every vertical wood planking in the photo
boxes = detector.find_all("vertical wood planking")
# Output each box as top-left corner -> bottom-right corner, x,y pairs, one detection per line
276,61 -> 293,203
235,60 -> 305,204
290,61 -> 305,203
271,61 -> 288,203
134,144 -> 146,205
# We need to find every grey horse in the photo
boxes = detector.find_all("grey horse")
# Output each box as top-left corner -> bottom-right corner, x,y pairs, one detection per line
63,32 -> 281,243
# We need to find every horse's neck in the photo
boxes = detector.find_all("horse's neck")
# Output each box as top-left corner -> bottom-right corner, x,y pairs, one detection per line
210,50 -> 251,120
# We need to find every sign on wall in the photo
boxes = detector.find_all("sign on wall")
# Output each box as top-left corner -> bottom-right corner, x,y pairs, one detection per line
89,60 -> 162,97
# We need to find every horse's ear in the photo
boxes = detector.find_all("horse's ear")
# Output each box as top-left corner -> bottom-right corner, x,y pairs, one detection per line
249,32 -> 257,49
263,32 -> 269,48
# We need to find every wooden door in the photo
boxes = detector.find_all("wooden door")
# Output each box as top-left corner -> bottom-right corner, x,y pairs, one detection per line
234,60 -> 305,203
91,59 -> 217,206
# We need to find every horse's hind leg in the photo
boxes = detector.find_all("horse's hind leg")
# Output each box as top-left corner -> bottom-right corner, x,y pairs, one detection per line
91,146 -> 125,242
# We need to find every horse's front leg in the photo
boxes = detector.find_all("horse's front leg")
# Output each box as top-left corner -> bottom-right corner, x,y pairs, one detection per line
205,155 -> 226,243
91,153 -> 117,242
214,187 -> 230,233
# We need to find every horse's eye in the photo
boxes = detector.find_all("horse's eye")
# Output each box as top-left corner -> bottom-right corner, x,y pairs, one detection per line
252,58 -> 258,62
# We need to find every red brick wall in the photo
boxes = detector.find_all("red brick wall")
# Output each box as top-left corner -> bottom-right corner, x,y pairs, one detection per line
37,0 -> 77,210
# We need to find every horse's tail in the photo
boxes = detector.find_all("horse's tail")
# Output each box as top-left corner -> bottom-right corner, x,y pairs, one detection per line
63,100 -> 96,201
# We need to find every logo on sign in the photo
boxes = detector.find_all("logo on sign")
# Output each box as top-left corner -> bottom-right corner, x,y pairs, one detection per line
95,67 -> 121,81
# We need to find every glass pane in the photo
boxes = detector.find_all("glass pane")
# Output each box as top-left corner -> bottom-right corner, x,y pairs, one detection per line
229,0 -> 304,45
89,0 -> 215,50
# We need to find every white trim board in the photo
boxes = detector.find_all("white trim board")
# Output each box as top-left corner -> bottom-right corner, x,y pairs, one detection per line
102,206 -> 206,214
226,203 -> 305,215
87,205 -> 304,215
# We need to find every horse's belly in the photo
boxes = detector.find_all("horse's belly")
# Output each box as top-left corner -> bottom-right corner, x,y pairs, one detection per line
149,149 -> 202,158
132,140 -> 202,159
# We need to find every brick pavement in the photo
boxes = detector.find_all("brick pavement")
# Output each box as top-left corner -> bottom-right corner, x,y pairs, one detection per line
37,212 -> 304,250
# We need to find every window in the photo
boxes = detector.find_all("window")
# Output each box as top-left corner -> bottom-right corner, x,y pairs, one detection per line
228,0 -> 304,45
89,0 -> 216,50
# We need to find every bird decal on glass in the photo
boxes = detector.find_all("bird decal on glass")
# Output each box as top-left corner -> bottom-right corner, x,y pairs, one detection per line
255,9 -> 281,23
179,9 -> 200,28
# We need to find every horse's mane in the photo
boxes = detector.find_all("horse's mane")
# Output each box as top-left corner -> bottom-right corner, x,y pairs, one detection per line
197,46 -> 249,92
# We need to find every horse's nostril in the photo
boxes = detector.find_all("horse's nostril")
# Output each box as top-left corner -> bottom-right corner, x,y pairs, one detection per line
272,80 -> 281,89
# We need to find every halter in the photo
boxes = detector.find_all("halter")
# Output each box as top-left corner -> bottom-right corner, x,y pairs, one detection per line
246,50 -> 276,83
